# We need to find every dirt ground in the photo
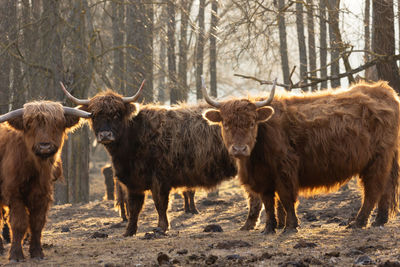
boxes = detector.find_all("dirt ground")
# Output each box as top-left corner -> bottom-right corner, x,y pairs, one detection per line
1,165 -> 400,266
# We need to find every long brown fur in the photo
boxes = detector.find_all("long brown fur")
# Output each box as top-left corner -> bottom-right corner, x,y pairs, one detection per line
75,90 -> 263,236
204,81 -> 400,233
0,101 -> 82,261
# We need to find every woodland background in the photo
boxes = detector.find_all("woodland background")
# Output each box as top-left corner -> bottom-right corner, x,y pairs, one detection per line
0,0 -> 399,204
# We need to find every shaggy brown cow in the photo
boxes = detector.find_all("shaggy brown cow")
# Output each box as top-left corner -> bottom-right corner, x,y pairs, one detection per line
0,101 -> 90,261
61,83 -> 262,236
203,79 -> 400,233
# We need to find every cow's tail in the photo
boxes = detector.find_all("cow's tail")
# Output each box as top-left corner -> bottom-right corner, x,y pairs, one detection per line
388,150 -> 400,218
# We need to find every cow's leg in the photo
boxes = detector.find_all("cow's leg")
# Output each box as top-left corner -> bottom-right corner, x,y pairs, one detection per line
188,190 -> 198,214
373,151 -> 399,227
275,170 -> 299,232
183,190 -> 198,214
240,191 -> 262,231
276,200 -> 286,229
9,200 -> 28,261
260,192 -> 276,234
28,197 -> 50,259
0,207 -> 5,255
278,195 -> 298,233
351,155 -> 391,228
120,201 -> 128,222
123,190 -> 145,236
116,182 -> 128,222
151,181 -> 171,232
183,191 -> 190,213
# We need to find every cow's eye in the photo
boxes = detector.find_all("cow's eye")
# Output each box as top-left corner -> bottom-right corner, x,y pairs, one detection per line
223,123 -> 229,130
250,122 -> 255,128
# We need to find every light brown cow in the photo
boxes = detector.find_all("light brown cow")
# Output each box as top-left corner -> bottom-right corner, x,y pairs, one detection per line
0,101 -> 90,261
203,79 -> 400,233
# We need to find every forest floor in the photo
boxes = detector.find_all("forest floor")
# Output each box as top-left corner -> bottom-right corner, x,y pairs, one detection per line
0,163 -> 400,266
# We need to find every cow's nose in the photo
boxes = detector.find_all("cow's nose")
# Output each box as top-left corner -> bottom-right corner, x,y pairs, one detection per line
39,143 -> 52,151
98,131 -> 114,143
232,145 -> 247,154
230,145 -> 249,157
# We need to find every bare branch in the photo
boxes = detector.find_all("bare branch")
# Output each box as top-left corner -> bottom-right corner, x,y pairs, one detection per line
235,53 -> 400,89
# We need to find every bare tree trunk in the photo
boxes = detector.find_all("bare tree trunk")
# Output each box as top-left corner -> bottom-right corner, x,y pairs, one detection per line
111,1 -> 125,94
276,0 -> 290,86
158,5 -> 168,103
327,0 -> 340,88
373,0 -> 400,93
209,0 -> 218,97
55,0 -> 95,204
364,0 -> 370,62
10,0 -> 23,109
42,0 -> 64,101
296,2 -> 308,91
178,0 -> 193,101
319,0 -> 328,89
0,0 -> 11,113
306,0 -> 317,91
21,0 -> 40,101
168,0 -> 179,104
327,0 -> 354,85
196,0 -> 205,100
126,0 -> 153,103
364,0 -> 377,81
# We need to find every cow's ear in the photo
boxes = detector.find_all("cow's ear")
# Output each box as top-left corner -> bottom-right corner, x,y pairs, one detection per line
203,109 -> 222,123
256,106 -> 274,122
64,115 -> 82,130
7,116 -> 24,131
126,103 -> 139,118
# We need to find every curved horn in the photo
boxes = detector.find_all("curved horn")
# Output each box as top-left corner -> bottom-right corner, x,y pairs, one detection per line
59,82 -> 90,106
122,80 -> 146,103
0,108 -> 24,123
255,78 -> 277,108
63,107 -> 92,118
201,76 -> 221,108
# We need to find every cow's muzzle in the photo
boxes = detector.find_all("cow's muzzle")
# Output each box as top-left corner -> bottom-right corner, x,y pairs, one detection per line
34,143 -> 58,158
229,144 -> 250,158
97,131 -> 115,144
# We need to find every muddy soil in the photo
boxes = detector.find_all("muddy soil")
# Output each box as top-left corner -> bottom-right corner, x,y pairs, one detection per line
1,170 -> 399,266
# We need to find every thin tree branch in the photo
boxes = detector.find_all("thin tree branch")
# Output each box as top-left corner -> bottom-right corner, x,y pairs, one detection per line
235,53 -> 400,89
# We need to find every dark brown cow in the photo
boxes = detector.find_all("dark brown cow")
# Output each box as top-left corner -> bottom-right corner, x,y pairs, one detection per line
61,83 -> 262,236
203,79 -> 400,233
0,101 -> 90,261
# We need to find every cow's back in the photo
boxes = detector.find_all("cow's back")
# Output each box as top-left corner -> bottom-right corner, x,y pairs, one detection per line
130,104 -> 236,189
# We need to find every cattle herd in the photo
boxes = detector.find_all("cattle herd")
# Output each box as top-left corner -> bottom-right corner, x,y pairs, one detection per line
0,78 -> 399,262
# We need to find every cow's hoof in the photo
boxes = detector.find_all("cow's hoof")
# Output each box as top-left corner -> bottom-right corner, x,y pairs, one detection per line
190,209 -> 199,214
261,225 -> 276,235
282,227 -> 298,234
30,249 -> 44,259
371,221 -> 385,227
9,251 -> 24,262
157,223 -> 168,233
240,223 -> 255,231
277,223 -> 285,229
371,217 -> 387,227
123,228 -> 137,237
346,222 -> 365,229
